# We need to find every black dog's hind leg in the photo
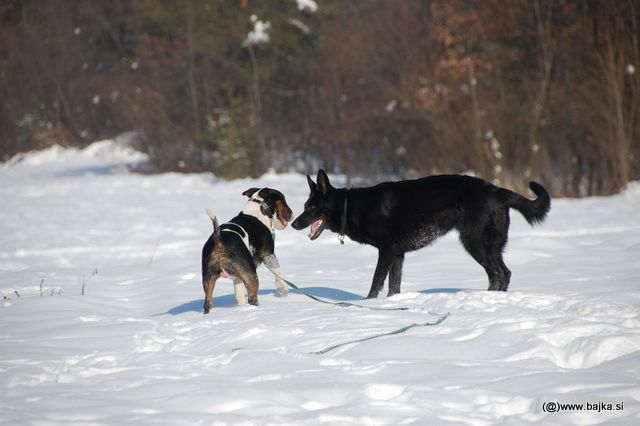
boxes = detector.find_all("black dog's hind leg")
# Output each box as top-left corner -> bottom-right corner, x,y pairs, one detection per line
482,256 -> 511,291
460,209 -> 512,291
461,236 -> 512,291
387,253 -> 405,297
495,257 -> 511,291
367,249 -> 395,299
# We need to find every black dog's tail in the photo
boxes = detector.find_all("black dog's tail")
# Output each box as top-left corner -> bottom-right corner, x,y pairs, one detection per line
500,182 -> 551,226
206,209 -> 222,242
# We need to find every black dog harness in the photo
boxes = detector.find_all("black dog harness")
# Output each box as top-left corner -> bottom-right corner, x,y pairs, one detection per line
220,222 -> 252,252
219,190 -> 275,250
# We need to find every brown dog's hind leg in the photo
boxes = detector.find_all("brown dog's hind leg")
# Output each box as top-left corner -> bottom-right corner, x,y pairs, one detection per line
203,274 -> 219,314
233,278 -> 246,305
237,270 -> 259,306
221,257 -> 257,306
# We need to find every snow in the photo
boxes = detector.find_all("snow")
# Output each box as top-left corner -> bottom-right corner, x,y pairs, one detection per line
1,139 -> 640,425
296,0 -> 318,13
243,16 -> 271,48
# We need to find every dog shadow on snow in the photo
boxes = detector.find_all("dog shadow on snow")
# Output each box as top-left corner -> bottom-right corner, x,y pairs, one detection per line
419,287 -> 469,294
163,286 -> 364,315
162,286 -> 469,316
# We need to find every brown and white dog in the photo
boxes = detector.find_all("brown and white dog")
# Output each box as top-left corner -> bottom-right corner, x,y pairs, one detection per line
201,187 -> 293,314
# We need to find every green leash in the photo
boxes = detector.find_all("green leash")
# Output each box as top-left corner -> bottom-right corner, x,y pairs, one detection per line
311,313 -> 449,355
230,276 -> 451,355
282,278 -> 410,311
232,313 -> 449,356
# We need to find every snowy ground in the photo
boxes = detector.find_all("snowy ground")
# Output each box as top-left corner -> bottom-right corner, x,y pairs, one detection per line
1,140 -> 639,425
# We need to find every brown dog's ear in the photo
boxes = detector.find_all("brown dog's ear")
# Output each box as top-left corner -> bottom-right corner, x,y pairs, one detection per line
242,187 -> 260,198
317,169 -> 332,194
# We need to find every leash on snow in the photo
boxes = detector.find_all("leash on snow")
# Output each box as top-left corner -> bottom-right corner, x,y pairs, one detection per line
310,313 -> 449,355
282,277 -> 411,311
231,276 -> 450,355
233,313 -> 449,356
232,312 -> 449,356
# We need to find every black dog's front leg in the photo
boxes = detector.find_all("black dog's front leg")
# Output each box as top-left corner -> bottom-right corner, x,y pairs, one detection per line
366,249 -> 395,298
388,253 -> 405,296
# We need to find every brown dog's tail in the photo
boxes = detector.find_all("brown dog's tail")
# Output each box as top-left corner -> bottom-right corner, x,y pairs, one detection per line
499,181 -> 551,226
206,209 -> 222,242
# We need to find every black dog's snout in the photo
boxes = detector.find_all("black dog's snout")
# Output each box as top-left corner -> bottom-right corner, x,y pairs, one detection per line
291,215 -> 306,230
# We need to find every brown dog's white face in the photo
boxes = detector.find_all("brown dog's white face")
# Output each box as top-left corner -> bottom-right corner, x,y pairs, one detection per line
242,187 -> 294,230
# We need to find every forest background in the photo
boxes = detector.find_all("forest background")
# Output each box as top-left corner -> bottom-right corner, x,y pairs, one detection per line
1,0 -> 639,196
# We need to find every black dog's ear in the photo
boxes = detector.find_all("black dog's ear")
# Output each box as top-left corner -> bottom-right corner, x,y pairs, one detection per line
317,169 -> 332,194
306,174 -> 317,191
242,188 -> 260,198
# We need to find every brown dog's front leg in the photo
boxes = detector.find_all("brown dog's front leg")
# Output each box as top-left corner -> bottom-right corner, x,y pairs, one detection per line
233,278 -> 246,305
263,254 -> 288,296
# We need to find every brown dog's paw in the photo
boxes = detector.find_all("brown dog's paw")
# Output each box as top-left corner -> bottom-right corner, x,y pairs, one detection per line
276,283 -> 288,297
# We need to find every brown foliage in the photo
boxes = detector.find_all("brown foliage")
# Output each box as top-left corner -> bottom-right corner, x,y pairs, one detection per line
1,0 -> 639,195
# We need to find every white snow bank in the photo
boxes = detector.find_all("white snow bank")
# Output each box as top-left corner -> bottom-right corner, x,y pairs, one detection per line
2,133 -> 148,179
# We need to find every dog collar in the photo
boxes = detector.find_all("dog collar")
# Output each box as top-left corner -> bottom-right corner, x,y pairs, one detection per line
243,191 -> 275,231
250,192 -> 273,218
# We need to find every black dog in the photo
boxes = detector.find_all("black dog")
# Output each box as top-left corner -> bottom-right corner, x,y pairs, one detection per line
201,187 -> 293,314
292,170 -> 550,297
